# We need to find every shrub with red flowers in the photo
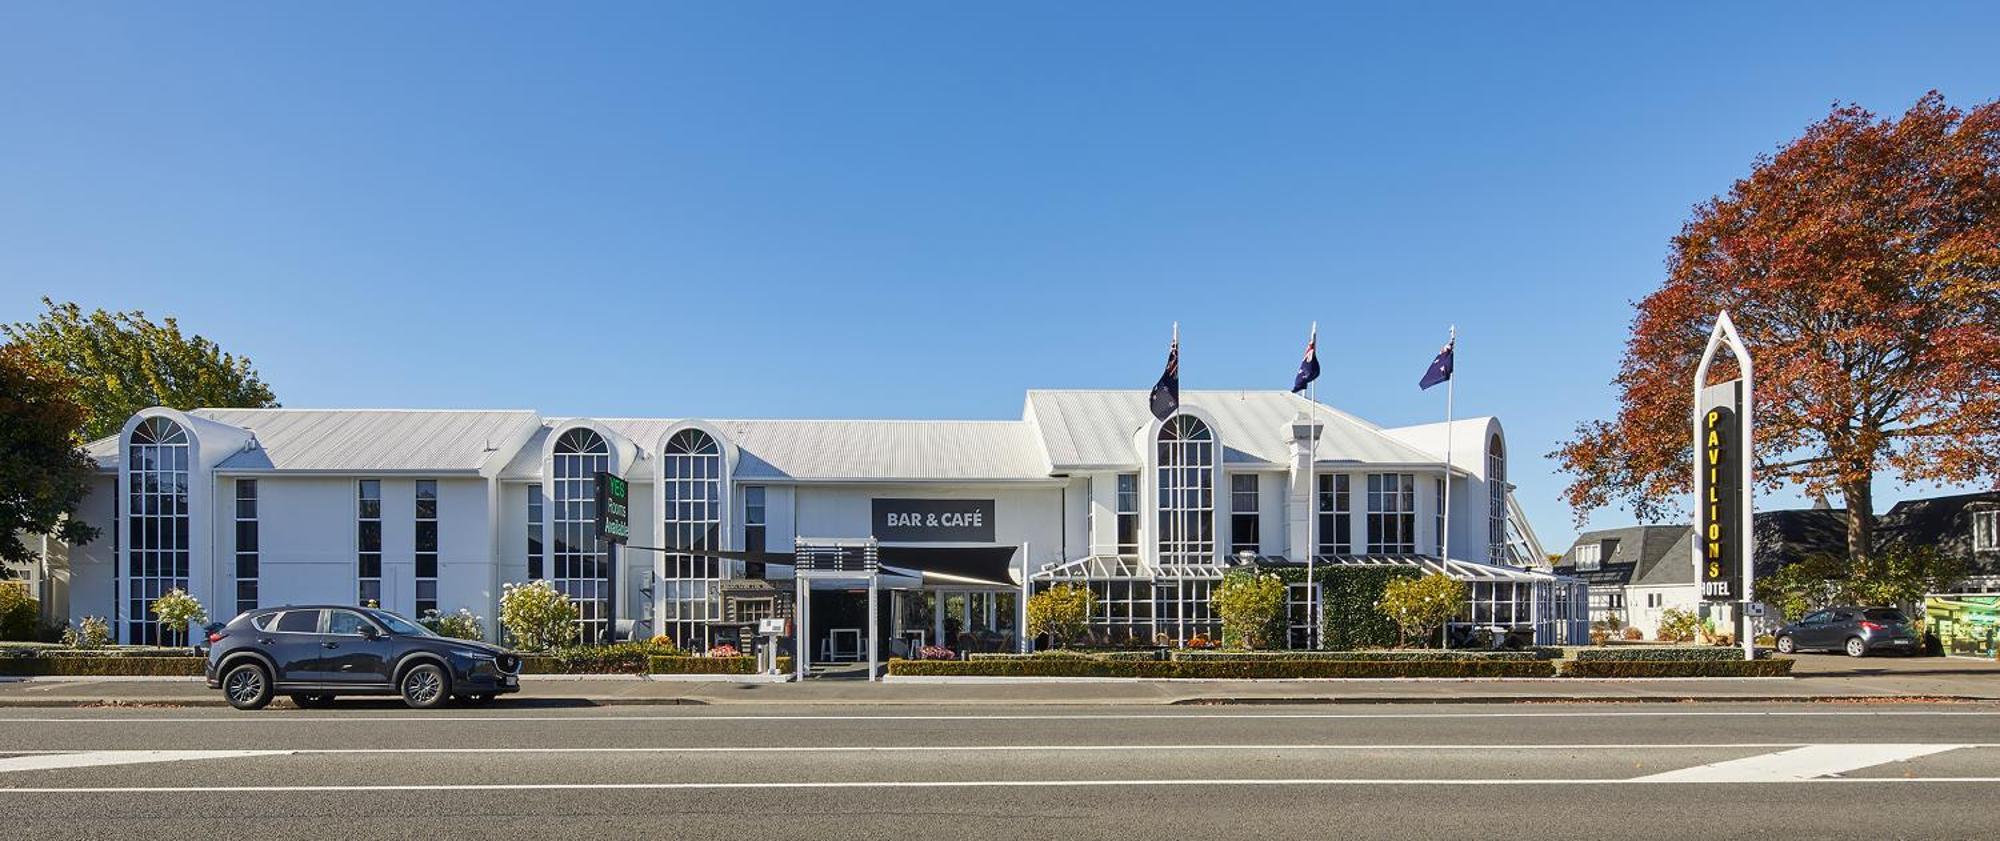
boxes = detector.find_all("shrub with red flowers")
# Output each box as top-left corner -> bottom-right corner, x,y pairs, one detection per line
916,644 -> 957,661
706,643 -> 740,658
1184,634 -> 1216,650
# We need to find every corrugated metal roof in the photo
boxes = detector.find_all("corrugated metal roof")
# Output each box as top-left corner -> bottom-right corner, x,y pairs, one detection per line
87,409 -> 542,473
720,419 -> 1049,481
1025,390 -> 1440,468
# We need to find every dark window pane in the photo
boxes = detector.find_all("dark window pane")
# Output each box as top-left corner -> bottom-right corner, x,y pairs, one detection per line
276,610 -> 319,633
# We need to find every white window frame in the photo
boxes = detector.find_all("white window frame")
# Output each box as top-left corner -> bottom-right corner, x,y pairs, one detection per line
1575,542 -> 1602,571
662,429 -> 724,649
234,479 -> 258,616
1365,473 -> 1417,554
1975,510 -> 2000,552
125,417 -> 191,645
356,479 -> 382,608
551,429 -> 612,644
414,479 -> 438,617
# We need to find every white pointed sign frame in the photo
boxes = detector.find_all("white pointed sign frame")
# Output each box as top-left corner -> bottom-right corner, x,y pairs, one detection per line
1692,310 -> 1756,661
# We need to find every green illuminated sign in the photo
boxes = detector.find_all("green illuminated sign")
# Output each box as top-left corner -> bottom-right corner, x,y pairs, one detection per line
594,472 -> 630,544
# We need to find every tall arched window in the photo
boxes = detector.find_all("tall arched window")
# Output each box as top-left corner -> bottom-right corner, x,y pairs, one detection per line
661,429 -> 723,649
1156,415 -> 1216,567
551,428 -> 612,643
126,417 -> 190,645
1487,435 -> 1508,564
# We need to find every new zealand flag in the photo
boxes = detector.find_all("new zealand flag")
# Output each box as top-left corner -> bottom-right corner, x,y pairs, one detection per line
1149,333 -> 1180,420
1291,330 -> 1319,394
1419,332 -> 1455,390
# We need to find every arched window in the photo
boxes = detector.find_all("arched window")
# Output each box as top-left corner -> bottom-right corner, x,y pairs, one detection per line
661,429 -> 723,649
126,417 -> 190,645
551,428 -> 612,643
1156,415 -> 1216,568
1487,435 -> 1509,564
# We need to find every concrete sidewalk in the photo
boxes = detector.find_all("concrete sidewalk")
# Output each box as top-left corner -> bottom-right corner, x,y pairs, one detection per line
1,665 -> 1994,707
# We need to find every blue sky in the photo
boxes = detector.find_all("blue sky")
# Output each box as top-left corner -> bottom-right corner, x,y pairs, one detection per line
3,3 -> 1996,550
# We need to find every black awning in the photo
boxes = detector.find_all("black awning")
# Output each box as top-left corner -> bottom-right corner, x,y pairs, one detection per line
878,546 -> 1018,586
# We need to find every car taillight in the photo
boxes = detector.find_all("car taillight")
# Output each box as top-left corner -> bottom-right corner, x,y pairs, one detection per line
207,631 -> 229,644
1858,620 -> 1884,632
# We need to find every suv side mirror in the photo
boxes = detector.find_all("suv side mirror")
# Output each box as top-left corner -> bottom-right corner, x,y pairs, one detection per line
358,624 -> 380,640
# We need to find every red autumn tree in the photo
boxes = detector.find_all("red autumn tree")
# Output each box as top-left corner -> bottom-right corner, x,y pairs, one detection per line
1554,91 -> 2000,570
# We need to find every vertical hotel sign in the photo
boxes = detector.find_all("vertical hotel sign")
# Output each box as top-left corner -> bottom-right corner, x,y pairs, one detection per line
1692,311 -> 1755,661
1698,393 -> 1741,601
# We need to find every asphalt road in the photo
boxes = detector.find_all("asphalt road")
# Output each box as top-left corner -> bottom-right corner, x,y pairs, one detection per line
3,701 -> 1999,840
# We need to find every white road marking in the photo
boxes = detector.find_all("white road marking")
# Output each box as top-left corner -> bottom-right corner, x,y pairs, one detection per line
4,776 -> 2000,794
1634,743 -> 1965,782
4,709 -> 2000,725
264,742 -> 2000,754
0,750 -> 290,775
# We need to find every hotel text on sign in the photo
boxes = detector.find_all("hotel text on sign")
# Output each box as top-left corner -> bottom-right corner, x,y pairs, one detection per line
1699,405 -> 1740,601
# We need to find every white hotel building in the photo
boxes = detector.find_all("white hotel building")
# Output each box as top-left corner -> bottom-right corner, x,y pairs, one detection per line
50,390 -> 1579,654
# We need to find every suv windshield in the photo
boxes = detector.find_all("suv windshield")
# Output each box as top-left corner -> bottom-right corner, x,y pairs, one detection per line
1862,608 -> 1908,623
367,610 -> 432,637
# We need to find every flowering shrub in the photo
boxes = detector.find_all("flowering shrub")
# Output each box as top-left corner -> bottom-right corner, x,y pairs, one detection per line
1212,572 -> 1287,650
1184,634 -> 1216,650
498,580 -> 579,651
419,608 -> 485,641
916,644 -> 957,661
650,634 -> 676,649
61,616 -> 113,649
150,589 -> 207,644
706,643 -> 740,658
1621,626 -> 1644,641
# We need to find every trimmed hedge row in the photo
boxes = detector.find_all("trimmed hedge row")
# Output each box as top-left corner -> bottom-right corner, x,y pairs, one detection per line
519,652 -> 788,674
648,655 -> 792,675
0,643 -> 199,659
1572,646 -> 1760,662
1559,658 -> 1794,678
0,656 -> 205,677
1169,649 -> 1556,662
887,658 -> 1557,678
969,651 -> 1164,662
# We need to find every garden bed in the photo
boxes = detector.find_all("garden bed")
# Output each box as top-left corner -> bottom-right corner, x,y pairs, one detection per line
1558,658 -> 1794,677
0,656 -> 204,677
887,657 -> 1557,679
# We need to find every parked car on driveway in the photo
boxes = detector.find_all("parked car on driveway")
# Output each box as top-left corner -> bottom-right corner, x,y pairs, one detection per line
1774,606 -> 1920,657
204,605 -> 522,710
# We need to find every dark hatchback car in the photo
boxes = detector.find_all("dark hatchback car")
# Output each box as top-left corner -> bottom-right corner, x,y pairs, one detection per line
204,605 -> 522,710
1774,606 -> 1920,657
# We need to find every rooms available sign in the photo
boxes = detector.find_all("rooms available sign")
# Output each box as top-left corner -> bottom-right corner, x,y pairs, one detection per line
871,498 -> 995,543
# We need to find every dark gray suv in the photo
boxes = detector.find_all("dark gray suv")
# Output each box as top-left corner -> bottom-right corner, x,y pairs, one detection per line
203,605 -> 522,710
1774,606 -> 1920,657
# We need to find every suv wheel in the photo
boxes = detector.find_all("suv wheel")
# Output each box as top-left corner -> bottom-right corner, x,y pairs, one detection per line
400,663 -> 450,709
1845,636 -> 1868,658
1775,635 -> 1795,654
223,662 -> 273,711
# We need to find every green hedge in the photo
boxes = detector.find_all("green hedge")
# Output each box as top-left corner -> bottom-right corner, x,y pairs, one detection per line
0,643 -> 199,658
970,650 -> 1165,662
887,658 -> 1555,678
1317,566 -> 1419,649
1559,658 -> 1794,677
1169,649 -> 1554,662
0,656 -> 205,676
647,655 -> 792,674
1571,646 -> 1760,662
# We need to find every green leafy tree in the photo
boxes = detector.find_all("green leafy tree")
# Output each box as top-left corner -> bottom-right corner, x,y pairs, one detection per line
4,298 -> 278,440
1376,573 -> 1467,648
0,344 -> 99,564
0,584 -> 39,641
1026,583 -> 1095,649
498,580 -> 579,651
61,616 -> 112,649
150,588 -> 207,645
1213,571 -> 1288,650
1754,546 -> 1967,622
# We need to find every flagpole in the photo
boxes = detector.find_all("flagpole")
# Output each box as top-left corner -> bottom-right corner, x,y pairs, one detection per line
1440,325 -> 1456,564
1305,322 -> 1319,650
1171,322 -> 1184,647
